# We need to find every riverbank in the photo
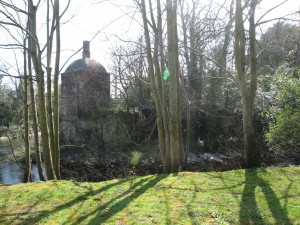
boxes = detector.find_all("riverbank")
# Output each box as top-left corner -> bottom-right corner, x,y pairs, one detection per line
1,141 -> 299,185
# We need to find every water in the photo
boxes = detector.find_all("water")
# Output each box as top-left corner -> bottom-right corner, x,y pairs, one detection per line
0,137 -> 43,185
0,162 -> 42,184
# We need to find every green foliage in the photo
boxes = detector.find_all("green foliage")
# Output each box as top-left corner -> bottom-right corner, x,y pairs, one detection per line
0,85 -> 23,131
266,109 -> 300,153
265,66 -> 300,154
0,90 -> 13,136
0,97 -> 12,129
0,167 -> 299,224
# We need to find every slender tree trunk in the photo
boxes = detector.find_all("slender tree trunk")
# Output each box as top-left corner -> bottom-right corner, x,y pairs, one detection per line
28,0 -> 56,179
139,0 -> 184,173
53,0 -> 61,179
140,0 -> 172,172
158,4 -> 171,172
179,0 -> 190,163
46,0 -> 55,167
23,45 -> 32,183
155,0 -> 172,172
219,0 -> 234,77
46,66 -> 55,155
28,55 -> 45,181
220,0 -> 234,110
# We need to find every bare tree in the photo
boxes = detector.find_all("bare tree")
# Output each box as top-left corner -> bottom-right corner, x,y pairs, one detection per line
137,0 -> 185,172
0,0 -> 69,180
28,0 -> 56,179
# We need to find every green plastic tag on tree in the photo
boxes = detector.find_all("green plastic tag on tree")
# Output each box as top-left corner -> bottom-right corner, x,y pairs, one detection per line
163,69 -> 170,80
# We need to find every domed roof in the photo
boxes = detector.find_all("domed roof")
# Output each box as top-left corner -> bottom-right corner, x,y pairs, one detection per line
64,58 -> 107,74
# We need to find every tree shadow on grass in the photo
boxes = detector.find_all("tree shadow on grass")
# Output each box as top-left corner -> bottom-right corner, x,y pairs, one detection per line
3,175 -> 167,224
17,178 -> 129,224
239,168 -> 292,225
76,174 -> 167,224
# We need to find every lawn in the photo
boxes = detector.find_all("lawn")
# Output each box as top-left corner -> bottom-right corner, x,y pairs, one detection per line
0,167 -> 299,224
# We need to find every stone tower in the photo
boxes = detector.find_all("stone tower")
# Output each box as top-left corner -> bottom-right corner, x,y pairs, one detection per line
60,41 -> 110,146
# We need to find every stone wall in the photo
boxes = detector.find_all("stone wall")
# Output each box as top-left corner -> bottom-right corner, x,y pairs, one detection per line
60,55 -> 110,148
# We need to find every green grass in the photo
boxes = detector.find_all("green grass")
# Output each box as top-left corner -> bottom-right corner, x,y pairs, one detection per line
0,167 -> 299,224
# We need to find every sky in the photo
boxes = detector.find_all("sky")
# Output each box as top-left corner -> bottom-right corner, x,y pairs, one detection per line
60,0 -> 299,68
0,0 -> 141,86
0,0 -> 299,87
58,0 -> 141,71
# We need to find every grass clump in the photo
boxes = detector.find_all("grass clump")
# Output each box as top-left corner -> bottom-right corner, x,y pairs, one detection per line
0,167 -> 299,224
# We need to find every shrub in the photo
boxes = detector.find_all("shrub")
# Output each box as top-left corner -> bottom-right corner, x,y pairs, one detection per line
266,108 -> 300,153
265,66 -> 300,156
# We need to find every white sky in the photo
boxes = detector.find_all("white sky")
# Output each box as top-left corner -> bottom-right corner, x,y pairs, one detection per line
59,0 -> 141,71
61,0 -> 299,66
0,0 -> 299,87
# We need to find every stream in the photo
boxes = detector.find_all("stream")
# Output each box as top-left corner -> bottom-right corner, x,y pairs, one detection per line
0,136 -> 43,185
0,162 -> 42,184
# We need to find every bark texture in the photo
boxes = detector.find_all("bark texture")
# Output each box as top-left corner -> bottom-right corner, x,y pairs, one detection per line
234,0 -> 260,168
139,0 -> 184,173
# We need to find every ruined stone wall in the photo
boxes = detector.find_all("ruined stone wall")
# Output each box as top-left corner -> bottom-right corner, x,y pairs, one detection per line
60,67 -> 110,147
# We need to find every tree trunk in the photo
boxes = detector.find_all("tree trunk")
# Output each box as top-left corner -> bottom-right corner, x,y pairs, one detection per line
28,55 -> 45,181
247,0 -> 260,167
46,66 -> 55,158
242,99 -> 258,167
53,0 -> 61,179
179,0 -> 190,162
234,0 -> 260,168
46,0 -> 55,168
23,46 -> 32,183
139,0 -> 184,173
28,0 -> 56,179
140,0 -> 171,172
166,0 -> 185,172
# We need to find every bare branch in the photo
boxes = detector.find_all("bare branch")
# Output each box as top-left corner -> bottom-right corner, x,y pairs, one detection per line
5,134 -> 26,170
256,0 -> 288,25
0,0 -> 28,15
256,12 -> 300,26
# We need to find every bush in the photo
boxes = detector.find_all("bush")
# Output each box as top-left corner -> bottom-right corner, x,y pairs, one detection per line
265,66 -> 300,156
266,109 -> 300,153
